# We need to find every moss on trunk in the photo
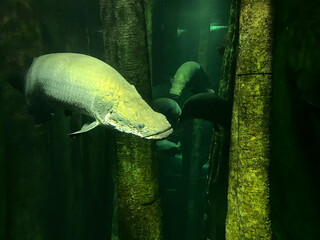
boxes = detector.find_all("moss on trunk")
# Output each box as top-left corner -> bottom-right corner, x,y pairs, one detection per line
115,137 -> 162,240
226,0 -> 273,239
144,0 -> 154,84
205,0 -> 240,239
100,1 -> 162,239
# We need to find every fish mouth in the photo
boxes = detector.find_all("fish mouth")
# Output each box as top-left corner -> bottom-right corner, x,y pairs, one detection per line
144,127 -> 173,140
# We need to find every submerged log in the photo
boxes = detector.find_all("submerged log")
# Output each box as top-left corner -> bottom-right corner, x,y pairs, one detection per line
206,0 -> 240,239
226,0 -> 273,239
100,1 -> 162,239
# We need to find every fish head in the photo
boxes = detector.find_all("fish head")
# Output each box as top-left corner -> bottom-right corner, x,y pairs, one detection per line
98,86 -> 173,140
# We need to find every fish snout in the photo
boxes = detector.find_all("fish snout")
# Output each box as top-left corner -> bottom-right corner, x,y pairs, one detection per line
144,126 -> 173,140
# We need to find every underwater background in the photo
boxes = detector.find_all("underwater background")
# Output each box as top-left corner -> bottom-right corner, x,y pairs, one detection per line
1,0 -> 320,240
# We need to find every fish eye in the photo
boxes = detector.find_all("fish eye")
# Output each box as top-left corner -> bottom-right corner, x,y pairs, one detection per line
137,124 -> 145,129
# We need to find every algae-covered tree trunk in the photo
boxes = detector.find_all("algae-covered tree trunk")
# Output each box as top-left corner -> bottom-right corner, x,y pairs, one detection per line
144,0 -> 154,84
226,0 -> 273,239
100,1 -> 162,239
206,0 -> 240,239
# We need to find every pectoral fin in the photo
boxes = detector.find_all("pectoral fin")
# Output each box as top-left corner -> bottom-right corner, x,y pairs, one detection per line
68,120 -> 100,137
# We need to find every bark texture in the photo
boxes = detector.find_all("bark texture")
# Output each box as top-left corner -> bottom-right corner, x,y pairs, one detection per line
144,0 -> 154,84
100,1 -> 162,239
206,0 -> 240,239
226,0 -> 273,239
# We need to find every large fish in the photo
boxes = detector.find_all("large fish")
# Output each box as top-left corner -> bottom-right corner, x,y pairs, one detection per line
25,53 -> 173,139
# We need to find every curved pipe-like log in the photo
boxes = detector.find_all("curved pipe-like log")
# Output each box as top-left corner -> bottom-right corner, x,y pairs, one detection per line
152,97 -> 181,124
178,92 -> 232,128
170,61 -> 211,97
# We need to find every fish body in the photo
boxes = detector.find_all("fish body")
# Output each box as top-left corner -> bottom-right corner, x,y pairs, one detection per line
25,53 -> 172,139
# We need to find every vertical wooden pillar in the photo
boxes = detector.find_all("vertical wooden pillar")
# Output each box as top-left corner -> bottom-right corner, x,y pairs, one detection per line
100,1 -> 162,239
206,0 -> 240,239
226,0 -> 273,239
